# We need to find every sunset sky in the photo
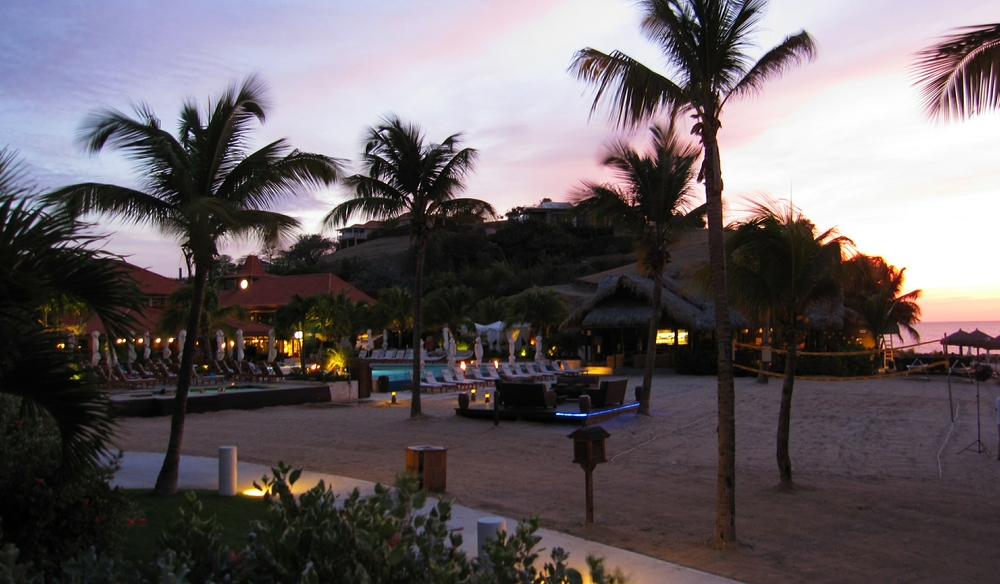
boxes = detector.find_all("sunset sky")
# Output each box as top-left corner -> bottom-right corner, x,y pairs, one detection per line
2,0 -> 998,322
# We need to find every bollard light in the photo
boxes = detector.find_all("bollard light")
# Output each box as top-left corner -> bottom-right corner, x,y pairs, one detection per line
484,392 -> 490,404
470,388 -> 476,402
391,391 -> 397,405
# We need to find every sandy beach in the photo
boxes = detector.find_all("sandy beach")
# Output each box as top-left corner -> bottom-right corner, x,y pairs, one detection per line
113,373 -> 1000,583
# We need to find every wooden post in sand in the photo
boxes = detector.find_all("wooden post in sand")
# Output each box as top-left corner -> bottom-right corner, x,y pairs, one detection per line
568,427 -> 609,524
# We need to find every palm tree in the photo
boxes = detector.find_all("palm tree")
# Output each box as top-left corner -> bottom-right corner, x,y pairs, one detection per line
310,290 -> 370,353
44,76 -> 343,495
726,201 -> 847,489
423,285 -> 476,333
505,287 -> 568,339
323,116 -> 496,417
0,148 -> 142,473
371,287 -> 414,348
158,284 -> 249,360
843,255 -> 921,350
913,24 -> 1000,119
570,0 -> 815,544
273,294 -> 317,371
575,122 -> 704,416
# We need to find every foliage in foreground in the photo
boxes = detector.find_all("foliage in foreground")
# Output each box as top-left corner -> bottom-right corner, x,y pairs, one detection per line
2,461 -> 627,584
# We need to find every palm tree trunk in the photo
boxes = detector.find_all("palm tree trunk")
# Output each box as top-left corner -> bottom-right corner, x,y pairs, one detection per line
704,121 -> 737,546
410,240 -> 426,417
777,340 -> 797,489
639,267 -> 663,416
154,262 -> 208,496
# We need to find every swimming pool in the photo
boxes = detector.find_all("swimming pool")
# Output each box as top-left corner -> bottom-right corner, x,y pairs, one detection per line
369,363 -> 455,392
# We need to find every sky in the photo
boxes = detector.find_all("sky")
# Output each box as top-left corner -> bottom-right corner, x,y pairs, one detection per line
2,0 -> 998,322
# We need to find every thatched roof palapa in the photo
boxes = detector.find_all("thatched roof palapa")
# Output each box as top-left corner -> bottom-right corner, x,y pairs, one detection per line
561,274 -> 709,331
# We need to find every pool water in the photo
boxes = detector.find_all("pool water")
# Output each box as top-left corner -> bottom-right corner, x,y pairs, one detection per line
370,363 -> 457,392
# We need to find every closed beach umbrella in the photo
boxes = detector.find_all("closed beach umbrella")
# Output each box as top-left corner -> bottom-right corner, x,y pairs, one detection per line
267,329 -> 277,362
447,337 -> 457,369
442,327 -> 450,351
106,339 -> 117,367
474,337 -> 483,366
126,337 -> 136,366
177,330 -> 186,360
383,329 -> 389,349
142,331 -> 150,360
90,331 -> 100,366
366,329 -> 374,352
507,329 -> 516,366
215,330 -> 225,360
162,335 -> 171,361
534,335 -> 543,364
420,346 -> 427,372
235,329 -> 244,362
67,332 -> 76,350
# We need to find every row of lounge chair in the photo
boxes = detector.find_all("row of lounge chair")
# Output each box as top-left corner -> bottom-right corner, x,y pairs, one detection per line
360,348 -> 415,362
89,358 -> 289,390
405,360 -> 587,394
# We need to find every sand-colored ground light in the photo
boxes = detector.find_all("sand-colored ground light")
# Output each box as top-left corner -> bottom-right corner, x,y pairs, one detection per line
114,372 -> 1000,584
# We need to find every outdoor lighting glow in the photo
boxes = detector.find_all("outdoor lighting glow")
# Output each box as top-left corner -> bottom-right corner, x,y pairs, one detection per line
470,388 -> 476,402
56,343 -> 65,349
294,331 -> 303,340
242,488 -> 267,497
494,359 -> 499,369
460,361 -> 466,371
137,338 -> 143,344
167,338 -> 174,343
484,392 -> 490,404
239,278 -> 249,289
391,391 -> 397,405
116,338 -> 125,344
155,338 -> 161,344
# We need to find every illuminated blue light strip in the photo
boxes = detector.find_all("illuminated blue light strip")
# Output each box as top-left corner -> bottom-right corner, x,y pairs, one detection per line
554,403 -> 638,418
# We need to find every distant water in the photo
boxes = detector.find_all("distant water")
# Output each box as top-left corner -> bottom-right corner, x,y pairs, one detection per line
897,320 -> 1000,353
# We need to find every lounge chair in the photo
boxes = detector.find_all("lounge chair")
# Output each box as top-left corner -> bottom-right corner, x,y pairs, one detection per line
425,370 -> 460,392
442,368 -> 481,391
495,380 -> 557,409
213,359 -> 236,381
266,361 -> 287,381
522,363 -> 556,383
452,367 -> 487,390
471,366 -> 499,387
358,349 -> 368,359
370,349 -> 385,360
383,349 -> 397,360
499,363 -> 532,381
408,371 -> 446,393
256,361 -> 279,382
554,360 -> 584,374
586,379 -> 628,408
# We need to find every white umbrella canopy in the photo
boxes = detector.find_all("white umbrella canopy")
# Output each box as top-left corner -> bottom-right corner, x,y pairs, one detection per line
474,337 -> 483,366
267,329 -> 277,362
177,330 -> 186,361
142,331 -> 150,360
215,329 -> 225,361
534,335 -> 543,364
235,329 -> 244,362
90,331 -> 100,366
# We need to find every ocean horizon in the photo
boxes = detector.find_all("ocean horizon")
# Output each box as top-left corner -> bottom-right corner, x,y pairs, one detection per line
896,320 -> 1000,352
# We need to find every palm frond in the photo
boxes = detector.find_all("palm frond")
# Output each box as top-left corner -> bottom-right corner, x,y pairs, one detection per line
569,48 -> 685,127
727,31 -> 817,103
913,23 -> 1000,119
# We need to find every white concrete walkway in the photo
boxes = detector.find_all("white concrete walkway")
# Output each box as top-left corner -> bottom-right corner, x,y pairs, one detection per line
114,452 -> 741,584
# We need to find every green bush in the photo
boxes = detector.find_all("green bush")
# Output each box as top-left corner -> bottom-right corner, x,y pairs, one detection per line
0,395 -> 139,578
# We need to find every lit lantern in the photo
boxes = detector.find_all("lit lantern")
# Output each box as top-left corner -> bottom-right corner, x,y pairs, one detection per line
391,391 -> 397,405
460,361 -> 466,371
484,392 -> 490,404
470,388 -> 476,402
493,359 -> 499,369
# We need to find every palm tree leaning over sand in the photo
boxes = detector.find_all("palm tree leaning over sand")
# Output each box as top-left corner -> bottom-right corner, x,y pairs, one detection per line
570,0 -> 815,544
574,122 -> 704,416
44,76 -> 344,495
324,116 -> 496,417
726,201 -> 848,489
913,23 -> 1000,119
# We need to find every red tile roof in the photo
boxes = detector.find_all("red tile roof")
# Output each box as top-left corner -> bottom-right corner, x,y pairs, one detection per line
117,262 -> 182,297
231,255 -> 268,279
219,272 -> 373,308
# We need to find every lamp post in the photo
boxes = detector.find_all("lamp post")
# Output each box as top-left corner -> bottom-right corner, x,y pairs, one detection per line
568,426 -> 610,524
